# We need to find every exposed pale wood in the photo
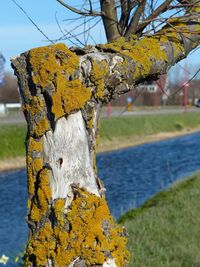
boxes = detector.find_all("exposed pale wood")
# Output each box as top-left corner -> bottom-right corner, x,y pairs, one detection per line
43,111 -> 99,205
103,259 -> 117,267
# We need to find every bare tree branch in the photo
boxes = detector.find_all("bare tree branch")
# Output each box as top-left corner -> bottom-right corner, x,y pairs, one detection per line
88,0 -> 93,13
56,0 -> 101,16
11,0 -> 54,43
53,17 -> 102,44
142,8 -> 184,36
119,0 -> 128,33
125,0 -> 147,36
169,67 -> 200,98
91,0 -> 200,99
100,0 -> 121,41
54,12 -> 80,47
119,0 -> 138,35
136,0 -> 174,35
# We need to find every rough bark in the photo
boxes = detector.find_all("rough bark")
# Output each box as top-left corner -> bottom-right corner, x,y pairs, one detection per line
100,0 -> 121,42
11,2 -> 200,266
11,44 -> 129,267
125,0 -> 147,37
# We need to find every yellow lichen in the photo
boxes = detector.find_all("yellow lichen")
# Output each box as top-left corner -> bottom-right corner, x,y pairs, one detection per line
30,203 -> 41,222
29,96 -> 45,116
90,60 -> 109,100
27,137 -> 51,223
92,7 -> 199,91
30,168 -> 52,222
27,137 -> 43,198
38,169 -> 52,212
101,14 -> 200,81
25,222 -> 56,267
28,137 -> 43,152
34,117 -> 50,137
86,109 -> 95,129
51,78 -> 92,119
104,36 -> 168,80
158,18 -> 191,59
27,157 -> 43,197
23,94 -> 50,137
53,199 -> 66,227
30,43 -> 79,88
31,158 -> 43,174
29,43 -> 92,120
26,188 -> 130,267
39,169 -> 52,201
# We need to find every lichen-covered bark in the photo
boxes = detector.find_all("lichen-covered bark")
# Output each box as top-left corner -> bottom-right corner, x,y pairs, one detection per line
78,1 -> 200,101
11,45 -> 129,267
11,2 -> 200,266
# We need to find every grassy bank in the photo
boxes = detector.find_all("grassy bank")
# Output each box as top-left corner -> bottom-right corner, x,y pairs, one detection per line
100,112 -> 200,140
0,124 -> 26,159
1,112 -> 200,160
119,172 -> 200,267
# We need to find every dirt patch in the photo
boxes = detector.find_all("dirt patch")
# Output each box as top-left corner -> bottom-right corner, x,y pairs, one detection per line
97,128 -> 200,152
0,157 -> 26,172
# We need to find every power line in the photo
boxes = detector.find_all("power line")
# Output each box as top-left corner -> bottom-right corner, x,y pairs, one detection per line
170,67 -> 200,98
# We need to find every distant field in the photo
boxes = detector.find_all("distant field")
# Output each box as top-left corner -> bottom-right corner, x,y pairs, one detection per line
0,124 -> 27,159
100,112 -> 200,140
1,112 -> 200,159
119,172 -> 200,267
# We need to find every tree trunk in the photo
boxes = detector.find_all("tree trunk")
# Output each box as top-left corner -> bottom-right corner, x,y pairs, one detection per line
11,4 -> 200,264
11,44 -> 129,267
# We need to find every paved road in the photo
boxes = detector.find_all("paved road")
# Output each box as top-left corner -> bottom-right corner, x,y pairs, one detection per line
1,107 -> 200,124
101,107 -> 200,117
0,111 -> 25,125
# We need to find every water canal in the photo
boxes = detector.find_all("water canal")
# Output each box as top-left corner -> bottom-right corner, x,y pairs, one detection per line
1,131 -> 200,262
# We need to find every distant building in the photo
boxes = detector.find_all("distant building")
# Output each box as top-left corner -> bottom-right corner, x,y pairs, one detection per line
169,79 -> 200,106
111,75 -> 169,106
187,80 -> 200,103
137,83 -> 158,93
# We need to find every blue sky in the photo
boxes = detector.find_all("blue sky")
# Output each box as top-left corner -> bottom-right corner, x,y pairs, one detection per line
1,0 -> 105,70
1,0 -> 200,80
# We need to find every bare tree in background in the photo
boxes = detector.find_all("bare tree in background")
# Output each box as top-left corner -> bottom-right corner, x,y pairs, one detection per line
11,0 -> 200,266
0,73 -> 19,103
54,0 -> 198,44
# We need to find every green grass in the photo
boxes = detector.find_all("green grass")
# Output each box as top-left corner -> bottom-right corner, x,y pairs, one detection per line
0,125 -> 27,159
1,112 -> 200,160
100,112 -> 200,141
119,173 -> 200,267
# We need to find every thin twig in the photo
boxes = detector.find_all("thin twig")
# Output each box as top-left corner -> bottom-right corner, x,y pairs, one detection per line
55,12 -> 79,47
56,0 -> 101,16
11,0 -> 54,44
170,67 -> 200,98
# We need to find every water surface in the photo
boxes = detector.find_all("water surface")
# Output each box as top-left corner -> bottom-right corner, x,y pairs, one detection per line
1,131 -> 200,261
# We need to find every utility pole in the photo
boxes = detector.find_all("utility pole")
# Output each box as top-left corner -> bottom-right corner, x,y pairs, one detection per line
183,61 -> 189,112
106,102 -> 111,117
183,82 -> 189,112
